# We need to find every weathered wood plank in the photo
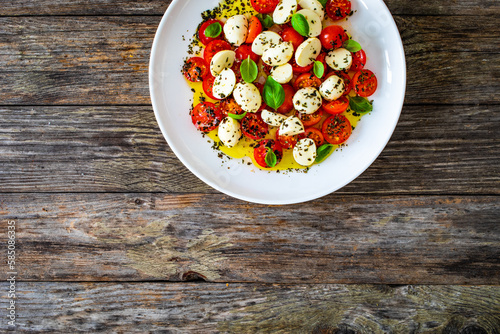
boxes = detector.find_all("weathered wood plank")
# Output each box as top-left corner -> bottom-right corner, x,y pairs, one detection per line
0,194 -> 498,283
0,105 -> 498,194
0,16 -> 498,105
1,282 -> 499,333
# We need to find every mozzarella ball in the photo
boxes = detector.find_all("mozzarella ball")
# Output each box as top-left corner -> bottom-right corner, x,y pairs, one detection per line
326,48 -> 352,71
293,138 -> 317,166
293,87 -> 322,114
252,31 -> 282,56
210,50 -> 236,76
262,41 -> 294,66
295,37 -> 321,67
212,68 -> 237,100
233,82 -> 262,113
271,63 -> 293,84
218,117 -> 242,148
223,15 -> 248,46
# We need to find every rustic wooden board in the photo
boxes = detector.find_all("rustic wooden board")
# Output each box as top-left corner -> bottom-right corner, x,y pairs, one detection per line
0,194 -> 498,284
0,105 -> 498,194
1,282 -> 499,333
0,16 -> 498,105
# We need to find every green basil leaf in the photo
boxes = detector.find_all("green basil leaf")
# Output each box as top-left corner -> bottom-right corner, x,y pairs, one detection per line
349,96 -> 373,113
313,61 -> 325,79
263,76 -> 285,111
240,56 -> 258,83
343,39 -> 362,53
315,144 -> 335,163
265,147 -> 278,168
317,0 -> 328,7
228,111 -> 247,120
257,14 -> 274,29
204,22 -> 222,38
291,13 -> 310,37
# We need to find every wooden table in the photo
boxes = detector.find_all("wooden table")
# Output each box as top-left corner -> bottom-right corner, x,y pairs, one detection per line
1,0 -> 499,332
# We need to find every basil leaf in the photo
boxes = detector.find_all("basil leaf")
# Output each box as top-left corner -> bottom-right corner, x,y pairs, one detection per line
228,111 -> 247,120
349,96 -> 373,113
313,61 -> 325,79
263,76 -> 285,111
257,14 -> 274,29
315,144 -> 335,163
240,56 -> 258,83
204,22 -> 222,38
291,13 -> 310,37
265,148 -> 278,168
317,0 -> 328,7
343,39 -> 362,53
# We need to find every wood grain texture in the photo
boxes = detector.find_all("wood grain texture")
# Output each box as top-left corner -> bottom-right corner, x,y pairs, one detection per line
1,282 -> 499,333
0,193 -> 498,283
0,16 -> 498,105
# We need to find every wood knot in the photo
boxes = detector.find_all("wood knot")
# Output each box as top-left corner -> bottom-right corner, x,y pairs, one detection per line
461,325 -> 488,334
134,198 -> 144,205
312,325 -> 357,334
181,271 -> 207,282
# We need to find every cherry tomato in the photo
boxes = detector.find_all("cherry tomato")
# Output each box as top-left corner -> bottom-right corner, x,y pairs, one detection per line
351,49 -> 366,71
241,113 -> 269,140
250,0 -> 279,14
280,26 -> 304,50
352,69 -> 378,97
202,74 -> 220,100
246,16 -> 263,43
254,139 -> 283,168
290,57 -> 314,74
191,102 -> 222,132
183,57 -> 209,82
299,127 -> 324,147
276,84 -> 295,114
235,44 -> 260,63
326,0 -> 352,21
203,39 -> 232,65
322,96 -> 349,115
218,97 -> 245,118
319,25 -> 348,50
198,19 -> 224,45
276,128 -> 298,149
299,109 -> 323,127
322,114 -> 352,144
294,73 -> 322,90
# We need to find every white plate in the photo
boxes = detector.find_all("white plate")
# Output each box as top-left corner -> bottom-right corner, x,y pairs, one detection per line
149,0 -> 406,205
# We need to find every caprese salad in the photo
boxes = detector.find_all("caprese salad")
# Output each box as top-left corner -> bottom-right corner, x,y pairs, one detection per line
182,0 -> 377,170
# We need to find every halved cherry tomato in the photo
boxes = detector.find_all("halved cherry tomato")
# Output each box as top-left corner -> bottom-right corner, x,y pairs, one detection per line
351,49 -> 366,71
290,57 -> 314,74
352,69 -> 378,97
299,109 -> 323,127
250,0 -> 279,14
203,39 -> 232,65
319,25 -> 348,50
280,26 -> 304,50
276,84 -> 295,114
246,16 -> 263,43
198,19 -> 225,45
322,114 -> 352,144
183,57 -> 209,82
322,96 -> 349,115
276,128 -> 298,149
294,73 -> 322,90
191,102 -> 221,132
299,127 -> 324,147
326,0 -> 352,21
241,113 -> 269,140
235,44 -> 260,63
254,139 -> 283,168
202,74 -> 220,100
218,97 -> 245,117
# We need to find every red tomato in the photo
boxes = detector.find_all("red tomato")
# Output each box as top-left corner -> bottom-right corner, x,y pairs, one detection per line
218,98 -> 245,118
241,113 -> 269,140
235,44 -> 260,63
352,69 -> 378,97
191,102 -> 222,132
202,74 -> 220,100
280,26 -> 304,50
198,19 -> 224,45
246,16 -> 263,43
276,128 -> 298,149
299,109 -> 323,127
299,127 -> 324,147
322,114 -> 352,144
322,96 -> 349,115
276,84 -> 295,114
203,39 -> 232,65
294,73 -> 322,90
319,25 -> 348,50
183,57 -> 209,82
254,139 -> 283,168
250,0 -> 279,13
290,57 -> 314,74
351,49 -> 366,71
326,0 -> 352,21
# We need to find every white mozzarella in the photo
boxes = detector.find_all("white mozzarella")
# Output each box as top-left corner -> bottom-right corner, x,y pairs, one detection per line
210,50 -> 236,76
319,74 -> 345,101
271,63 -> 293,84
273,0 -> 298,24
292,87 -> 322,114
212,68 -> 236,100
251,31 -> 282,56
261,109 -> 288,127
218,117 -> 242,148
233,82 -> 262,113
223,15 -> 248,46
279,116 -> 305,136
298,0 -> 325,21
296,9 -> 322,37
295,37 -> 321,67
325,48 -> 352,71
293,138 -> 317,166
262,41 -> 294,66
